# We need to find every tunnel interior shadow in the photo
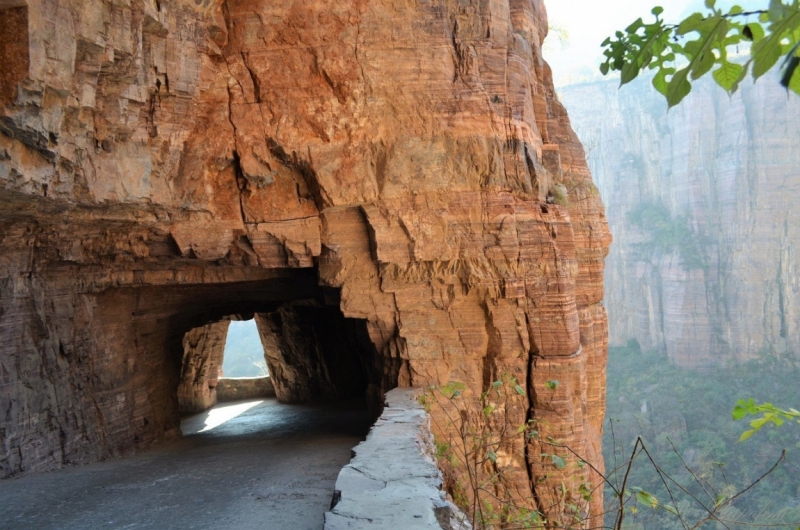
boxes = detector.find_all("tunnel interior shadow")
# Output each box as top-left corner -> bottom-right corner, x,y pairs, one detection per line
165,267 -> 385,443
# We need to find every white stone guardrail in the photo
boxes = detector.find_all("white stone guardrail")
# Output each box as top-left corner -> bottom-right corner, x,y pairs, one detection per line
324,388 -> 471,530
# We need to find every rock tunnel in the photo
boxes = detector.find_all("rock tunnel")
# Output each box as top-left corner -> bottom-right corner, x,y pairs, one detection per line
174,279 -> 384,414
0,0 -> 612,523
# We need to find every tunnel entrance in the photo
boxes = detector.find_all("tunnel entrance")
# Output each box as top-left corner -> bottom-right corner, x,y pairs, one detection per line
17,266 -> 392,469
174,283 -> 381,420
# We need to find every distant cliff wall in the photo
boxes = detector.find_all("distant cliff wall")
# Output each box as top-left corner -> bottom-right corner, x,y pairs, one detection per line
560,75 -> 800,368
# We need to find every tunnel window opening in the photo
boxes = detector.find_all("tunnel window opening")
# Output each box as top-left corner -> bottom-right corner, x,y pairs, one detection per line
221,319 -> 268,378
0,2 -> 29,107
176,315 -> 275,417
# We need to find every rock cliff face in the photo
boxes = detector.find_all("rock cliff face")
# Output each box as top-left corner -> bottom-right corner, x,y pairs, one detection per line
0,0 -> 609,522
176,320 -> 228,413
559,76 -> 800,368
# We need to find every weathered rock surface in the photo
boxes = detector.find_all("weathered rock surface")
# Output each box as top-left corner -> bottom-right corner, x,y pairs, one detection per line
325,388 -> 470,530
0,0 -> 610,522
560,75 -> 800,368
255,301 -> 379,405
177,320 -> 228,413
215,376 -> 275,401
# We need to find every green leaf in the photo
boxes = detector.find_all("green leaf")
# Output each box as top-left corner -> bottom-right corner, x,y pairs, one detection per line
600,62 -> 610,75
667,68 -> 692,107
635,490 -> 659,508
677,13 -> 706,35
769,0 -> 790,21
483,405 -> 495,417
579,483 -> 591,500
545,380 -> 560,391
753,8 -> 800,80
487,450 -> 497,463
619,25 -> 669,86
705,0 -> 716,9
737,397 -> 757,413
743,22 -> 766,42
738,428 -> 756,442
780,42 -> 800,91
551,455 -> 567,469
621,62 -> 641,84
692,51 -> 716,80
626,17 -> 645,34
662,503 -> 679,516
752,35 -> 784,79
652,6 -> 664,16
514,384 -> 525,396
713,61 -> 744,91
653,69 -> 669,95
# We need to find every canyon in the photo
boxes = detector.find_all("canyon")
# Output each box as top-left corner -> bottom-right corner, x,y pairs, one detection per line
560,75 -> 800,368
0,0 -> 610,523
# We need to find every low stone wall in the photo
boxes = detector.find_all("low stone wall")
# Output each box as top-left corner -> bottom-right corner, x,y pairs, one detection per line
324,388 -> 470,530
216,377 -> 275,402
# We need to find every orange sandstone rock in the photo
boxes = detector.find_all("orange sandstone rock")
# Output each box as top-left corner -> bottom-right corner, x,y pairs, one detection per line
0,0 -> 610,523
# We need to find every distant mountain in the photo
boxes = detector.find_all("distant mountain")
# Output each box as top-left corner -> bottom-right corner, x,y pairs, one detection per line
222,320 -> 268,377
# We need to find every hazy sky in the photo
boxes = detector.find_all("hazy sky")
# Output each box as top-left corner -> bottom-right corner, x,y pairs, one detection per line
544,0 -> 762,86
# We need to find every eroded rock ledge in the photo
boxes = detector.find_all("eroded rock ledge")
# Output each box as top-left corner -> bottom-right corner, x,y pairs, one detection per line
0,0 -> 610,522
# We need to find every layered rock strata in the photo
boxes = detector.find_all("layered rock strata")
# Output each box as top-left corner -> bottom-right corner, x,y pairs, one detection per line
177,320 -> 229,413
0,0 -> 610,523
255,301 -> 379,405
560,75 -> 800,368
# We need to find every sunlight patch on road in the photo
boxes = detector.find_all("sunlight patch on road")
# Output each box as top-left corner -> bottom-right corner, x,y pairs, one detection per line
200,400 -> 263,432
183,400 -> 264,434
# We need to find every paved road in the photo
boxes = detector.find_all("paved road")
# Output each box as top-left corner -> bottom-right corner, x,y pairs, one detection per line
0,399 -> 372,530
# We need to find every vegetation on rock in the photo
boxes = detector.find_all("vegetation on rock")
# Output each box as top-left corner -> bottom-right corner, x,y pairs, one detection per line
605,340 -> 800,528
424,361 -> 798,528
628,203 -> 708,270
